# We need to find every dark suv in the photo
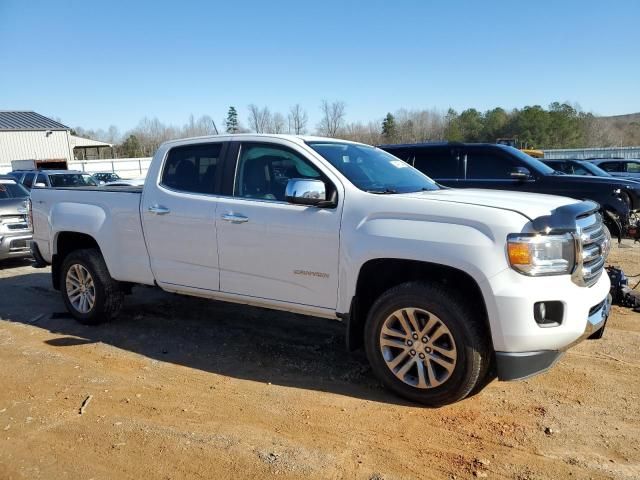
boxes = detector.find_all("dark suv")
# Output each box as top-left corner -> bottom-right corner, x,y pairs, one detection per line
379,142 -> 640,239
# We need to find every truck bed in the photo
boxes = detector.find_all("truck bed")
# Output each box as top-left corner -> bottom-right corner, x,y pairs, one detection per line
30,186 -> 154,286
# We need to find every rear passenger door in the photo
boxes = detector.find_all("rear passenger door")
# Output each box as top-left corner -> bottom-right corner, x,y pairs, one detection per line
141,142 -> 226,291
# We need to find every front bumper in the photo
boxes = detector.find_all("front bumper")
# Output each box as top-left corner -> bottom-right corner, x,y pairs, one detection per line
0,233 -> 33,261
495,293 -> 611,381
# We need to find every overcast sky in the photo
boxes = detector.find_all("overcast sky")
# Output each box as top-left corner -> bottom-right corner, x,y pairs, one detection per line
1,0 -> 639,132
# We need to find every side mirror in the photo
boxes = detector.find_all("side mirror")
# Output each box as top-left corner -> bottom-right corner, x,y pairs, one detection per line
510,167 -> 532,181
285,178 -> 328,206
33,182 -> 46,188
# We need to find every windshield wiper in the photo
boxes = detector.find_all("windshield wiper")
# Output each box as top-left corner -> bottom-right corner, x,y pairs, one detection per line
366,188 -> 398,194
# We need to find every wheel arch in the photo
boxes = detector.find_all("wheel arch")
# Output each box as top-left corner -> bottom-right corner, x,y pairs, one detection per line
51,231 -> 102,290
345,258 -> 492,352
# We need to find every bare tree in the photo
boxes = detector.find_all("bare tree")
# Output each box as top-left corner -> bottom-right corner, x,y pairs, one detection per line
317,100 -> 346,137
288,104 -> 308,134
106,125 -> 121,144
247,104 -> 272,133
272,112 -> 286,133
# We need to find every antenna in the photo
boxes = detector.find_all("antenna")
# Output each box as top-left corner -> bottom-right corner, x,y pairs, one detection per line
211,120 -> 219,135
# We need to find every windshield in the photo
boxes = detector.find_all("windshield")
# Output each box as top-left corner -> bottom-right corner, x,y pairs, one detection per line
49,173 -> 98,187
0,179 -> 29,199
307,141 -> 439,193
577,161 -> 611,176
95,173 -> 120,182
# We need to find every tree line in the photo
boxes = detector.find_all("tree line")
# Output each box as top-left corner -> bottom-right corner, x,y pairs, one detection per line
72,101 -> 640,158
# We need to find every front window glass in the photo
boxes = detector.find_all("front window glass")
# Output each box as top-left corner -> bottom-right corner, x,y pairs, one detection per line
234,144 -> 322,201
600,162 -> 623,173
307,142 -> 439,193
49,174 -> 98,187
0,179 -> 29,198
466,150 -> 516,179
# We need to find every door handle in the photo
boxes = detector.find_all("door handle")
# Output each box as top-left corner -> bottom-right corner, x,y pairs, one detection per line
221,213 -> 249,223
148,205 -> 171,215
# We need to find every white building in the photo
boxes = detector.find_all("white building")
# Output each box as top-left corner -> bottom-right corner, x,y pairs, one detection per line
0,111 -> 112,172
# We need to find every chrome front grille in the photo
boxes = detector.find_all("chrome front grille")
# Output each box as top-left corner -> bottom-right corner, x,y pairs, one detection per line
573,213 -> 610,287
0,214 -> 30,233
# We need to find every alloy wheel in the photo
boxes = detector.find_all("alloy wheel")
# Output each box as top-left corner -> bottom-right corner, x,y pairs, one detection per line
379,307 -> 457,388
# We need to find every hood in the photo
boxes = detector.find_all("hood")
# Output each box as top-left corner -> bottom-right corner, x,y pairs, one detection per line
0,198 -> 29,216
548,173 -> 640,189
400,188 -> 578,220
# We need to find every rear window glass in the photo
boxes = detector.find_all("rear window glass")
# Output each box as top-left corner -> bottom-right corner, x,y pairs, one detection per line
161,143 -> 223,195
49,174 -> 98,187
413,148 -> 459,179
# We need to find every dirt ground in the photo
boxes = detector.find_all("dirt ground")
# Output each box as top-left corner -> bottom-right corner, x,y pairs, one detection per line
0,244 -> 639,480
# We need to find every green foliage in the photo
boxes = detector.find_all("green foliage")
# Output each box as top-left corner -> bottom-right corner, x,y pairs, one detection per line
444,108 -> 464,142
457,109 -> 484,142
119,134 -> 142,158
381,113 -> 397,141
225,106 -> 239,133
440,102 -> 594,148
482,108 -> 509,142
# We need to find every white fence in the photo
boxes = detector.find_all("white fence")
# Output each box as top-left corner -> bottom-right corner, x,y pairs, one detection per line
0,157 -> 153,178
543,146 -> 640,159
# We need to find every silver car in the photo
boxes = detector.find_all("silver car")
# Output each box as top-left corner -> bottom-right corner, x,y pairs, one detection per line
0,175 -> 32,261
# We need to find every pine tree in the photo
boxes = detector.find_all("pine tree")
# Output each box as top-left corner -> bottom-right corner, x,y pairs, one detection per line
381,113 -> 397,141
225,106 -> 239,133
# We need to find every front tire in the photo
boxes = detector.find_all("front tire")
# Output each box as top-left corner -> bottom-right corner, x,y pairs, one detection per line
61,248 -> 123,325
364,282 -> 492,406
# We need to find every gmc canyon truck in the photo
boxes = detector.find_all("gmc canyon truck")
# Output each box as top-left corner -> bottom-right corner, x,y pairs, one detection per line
30,135 -> 611,406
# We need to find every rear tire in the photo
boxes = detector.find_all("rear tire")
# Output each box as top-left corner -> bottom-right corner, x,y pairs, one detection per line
364,281 -> 492,406
61,248 -> 123,325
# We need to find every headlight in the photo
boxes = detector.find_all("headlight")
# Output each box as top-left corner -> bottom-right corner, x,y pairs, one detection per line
507,233 -> 576,276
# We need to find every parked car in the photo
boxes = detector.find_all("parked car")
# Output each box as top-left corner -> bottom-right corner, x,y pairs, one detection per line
542,159 -> 616,177
104,178 -> 146,187
379,142 -> 640,240
0,175 -> 32,261
585,158 -> 640,179
30,134 -> 611,406
92,172 -> 121,184
10,170 -> 98,189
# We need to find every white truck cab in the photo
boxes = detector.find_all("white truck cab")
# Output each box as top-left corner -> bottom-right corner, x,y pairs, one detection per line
30,134 -> 611,406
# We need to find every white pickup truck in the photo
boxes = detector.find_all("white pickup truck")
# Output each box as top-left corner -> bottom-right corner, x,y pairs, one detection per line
31,134 -> 611,406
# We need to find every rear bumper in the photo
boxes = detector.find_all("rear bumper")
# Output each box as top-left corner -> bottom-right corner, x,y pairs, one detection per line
496,293 -> 611,381
0,233 -> 33,260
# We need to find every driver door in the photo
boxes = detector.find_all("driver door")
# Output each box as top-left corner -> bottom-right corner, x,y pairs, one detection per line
215,142 -> 342,309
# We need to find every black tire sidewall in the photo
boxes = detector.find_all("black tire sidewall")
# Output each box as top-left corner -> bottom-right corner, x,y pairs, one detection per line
61,250 -> 109,324
364,283 -> 485,406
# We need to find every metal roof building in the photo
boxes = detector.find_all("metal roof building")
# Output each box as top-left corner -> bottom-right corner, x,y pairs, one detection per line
0,111 -> 74,167
0,111 -> 70,131
0,111 -> 113,170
